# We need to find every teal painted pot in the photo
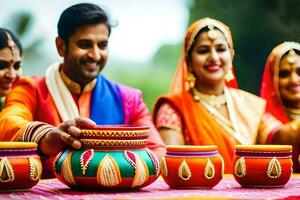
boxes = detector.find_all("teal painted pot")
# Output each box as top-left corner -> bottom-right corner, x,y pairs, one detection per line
54,126 -> 160,190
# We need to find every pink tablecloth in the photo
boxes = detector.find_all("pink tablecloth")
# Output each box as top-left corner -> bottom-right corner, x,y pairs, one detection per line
1,175 -> 300,200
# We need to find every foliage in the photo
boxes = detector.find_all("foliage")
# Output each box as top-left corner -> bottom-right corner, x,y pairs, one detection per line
3,11 -> 45,75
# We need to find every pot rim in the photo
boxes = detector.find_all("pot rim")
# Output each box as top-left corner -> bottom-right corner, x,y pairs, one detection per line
81,125 -> 150,131
0,142 -> 37,149
166,145 -> 218,152
235,145 -> 292,152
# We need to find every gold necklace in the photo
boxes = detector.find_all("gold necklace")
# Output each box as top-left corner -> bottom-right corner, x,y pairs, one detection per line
192,88 -> 226,108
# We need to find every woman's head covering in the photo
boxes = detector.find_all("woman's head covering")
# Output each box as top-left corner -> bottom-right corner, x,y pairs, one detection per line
260,41 -> 300,123
170,17 -> 237,94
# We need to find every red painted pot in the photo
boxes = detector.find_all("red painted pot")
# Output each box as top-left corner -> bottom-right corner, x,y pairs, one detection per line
233,145 -> 292,188
54,125 -> 160,190
0,142 -> 42,191
160,145 -> 224,188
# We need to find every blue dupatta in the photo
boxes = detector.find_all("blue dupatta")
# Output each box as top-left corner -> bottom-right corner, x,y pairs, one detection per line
90,75 -> 124,124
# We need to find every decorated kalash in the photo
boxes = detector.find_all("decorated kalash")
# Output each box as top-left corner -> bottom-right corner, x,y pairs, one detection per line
160,145 -> 224,188
54,126 -> 160,190
159,145 -> 293,189
0,142 -> 42,191
233,145 -> 292,187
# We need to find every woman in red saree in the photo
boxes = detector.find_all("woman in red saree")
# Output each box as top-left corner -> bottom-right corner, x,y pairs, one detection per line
153,18 -> 291,173
260,42 -> 300,172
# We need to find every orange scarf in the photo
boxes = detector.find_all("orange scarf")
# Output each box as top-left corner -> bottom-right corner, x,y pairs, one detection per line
154,91 -> 236,173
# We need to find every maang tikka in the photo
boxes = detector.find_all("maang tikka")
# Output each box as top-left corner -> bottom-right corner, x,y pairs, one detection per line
287,49 -> 296,65
207,24 -> 218,41
6,33 -> 15,56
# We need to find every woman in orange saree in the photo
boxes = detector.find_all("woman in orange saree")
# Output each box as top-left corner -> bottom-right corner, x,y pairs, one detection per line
153,18 -> 286,173
260,42 -> 300,172
0,28 -> 22,110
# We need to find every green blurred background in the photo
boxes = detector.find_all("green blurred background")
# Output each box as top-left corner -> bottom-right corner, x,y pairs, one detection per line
2,0 -> 300,111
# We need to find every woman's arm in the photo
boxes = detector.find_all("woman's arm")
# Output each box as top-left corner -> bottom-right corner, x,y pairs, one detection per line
155,103 -> 185,145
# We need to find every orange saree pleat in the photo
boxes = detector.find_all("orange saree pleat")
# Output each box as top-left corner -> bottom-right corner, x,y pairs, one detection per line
155,91 -> 236,173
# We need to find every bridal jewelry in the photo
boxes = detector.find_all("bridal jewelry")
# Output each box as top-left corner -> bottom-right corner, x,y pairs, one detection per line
192,87 -> 226,108
207,24 -> 218,40
287,49 -> 296,65
6,33 -> 15,56
186,72 -> 196,89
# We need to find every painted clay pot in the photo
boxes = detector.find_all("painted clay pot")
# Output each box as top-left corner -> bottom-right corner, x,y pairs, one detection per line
54,126 -> 160,190
160,145 -> 224,188
0,142 -> 42,191
233,145 -> 292,188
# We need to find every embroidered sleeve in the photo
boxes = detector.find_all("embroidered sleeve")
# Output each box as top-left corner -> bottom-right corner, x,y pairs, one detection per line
155,103 -> 182,132
257,112 -> 283,144
20,121 -> 55,144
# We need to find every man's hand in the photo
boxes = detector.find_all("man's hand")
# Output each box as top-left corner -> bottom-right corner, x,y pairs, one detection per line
39,117 -> 96,156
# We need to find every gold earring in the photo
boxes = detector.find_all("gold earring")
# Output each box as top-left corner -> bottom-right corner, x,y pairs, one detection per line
225,69 -> 234,82
185,72 -> 196,89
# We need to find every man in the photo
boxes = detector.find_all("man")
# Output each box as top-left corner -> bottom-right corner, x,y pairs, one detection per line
0,3 -> 165,176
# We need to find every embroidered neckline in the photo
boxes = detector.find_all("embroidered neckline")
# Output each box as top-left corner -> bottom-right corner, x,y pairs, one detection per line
60,67 -> 96,94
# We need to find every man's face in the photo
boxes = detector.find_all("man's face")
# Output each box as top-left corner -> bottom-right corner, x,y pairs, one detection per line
61,23 -> 109,85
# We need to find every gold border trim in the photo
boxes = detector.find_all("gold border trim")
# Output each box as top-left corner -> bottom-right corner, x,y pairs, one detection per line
0,157 -> 15,183
234,157 -> 246,178
81,130 -> 149,138
178,159 -> 192,181
267,157 -> 282,178
204,158 -> 215,179
29,157 -> 42,181
61,152 -> 76,186
160,157 -> 168,177
81,139 -> 147,147
97,154 -> 122,187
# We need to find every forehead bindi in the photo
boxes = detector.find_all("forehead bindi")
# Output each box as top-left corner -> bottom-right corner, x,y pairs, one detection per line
0,48 -> 21,61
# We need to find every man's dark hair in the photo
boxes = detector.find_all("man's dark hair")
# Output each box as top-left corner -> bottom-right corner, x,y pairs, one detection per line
0,28 -> 23,55
57,3 -> 111,44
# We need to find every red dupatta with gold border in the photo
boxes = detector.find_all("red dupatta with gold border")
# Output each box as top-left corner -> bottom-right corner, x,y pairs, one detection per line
260,41 -> 300,172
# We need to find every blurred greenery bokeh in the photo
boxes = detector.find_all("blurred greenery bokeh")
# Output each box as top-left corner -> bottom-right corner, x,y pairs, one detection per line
5,0 -> 300,112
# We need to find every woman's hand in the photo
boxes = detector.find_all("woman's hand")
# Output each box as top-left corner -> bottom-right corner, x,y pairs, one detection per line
273,120 -> 300,144
39,117 -> 96,156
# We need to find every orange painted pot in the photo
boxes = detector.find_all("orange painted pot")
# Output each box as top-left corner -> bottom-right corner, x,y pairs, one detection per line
54,126 -> 160,190
160,145 -> 224,189
233,145 -> 292,188
0,142 -> 42,191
